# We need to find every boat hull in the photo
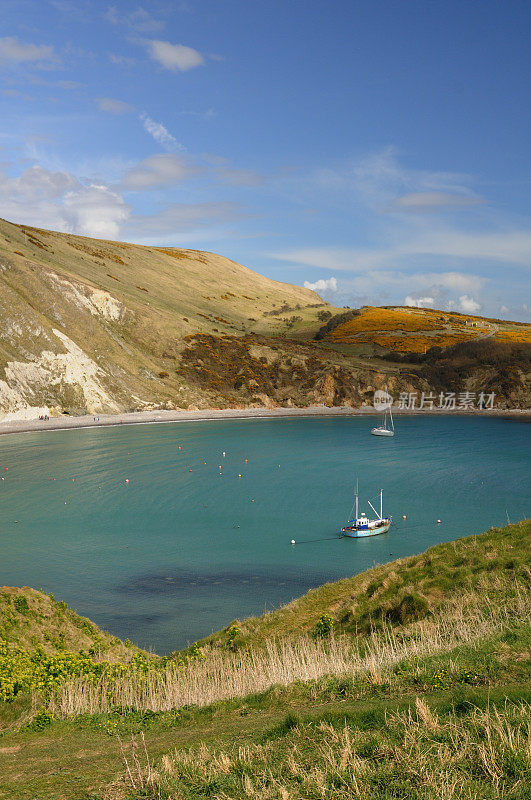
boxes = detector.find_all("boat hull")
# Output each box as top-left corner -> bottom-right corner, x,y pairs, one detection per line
341,521 -> 391,538
371,427 -> 394,436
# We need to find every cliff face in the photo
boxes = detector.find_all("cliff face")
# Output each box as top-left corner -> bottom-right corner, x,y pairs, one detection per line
0,218 -> 529,419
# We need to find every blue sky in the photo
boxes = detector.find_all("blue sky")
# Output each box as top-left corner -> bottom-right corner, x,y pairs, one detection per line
1,0 -> 530,319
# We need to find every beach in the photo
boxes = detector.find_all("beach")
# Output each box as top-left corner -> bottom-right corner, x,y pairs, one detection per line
0,404 -> 528,437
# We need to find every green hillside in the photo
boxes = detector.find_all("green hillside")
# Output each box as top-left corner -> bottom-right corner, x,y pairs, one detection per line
0,521 -> 529,799
197,518 -> 531,651
0,586 -> 142,661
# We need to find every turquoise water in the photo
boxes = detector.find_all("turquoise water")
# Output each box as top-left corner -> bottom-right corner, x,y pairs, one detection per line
0,415 -> 529,653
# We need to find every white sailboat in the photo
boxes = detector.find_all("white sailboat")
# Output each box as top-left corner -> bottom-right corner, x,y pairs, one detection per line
340,483 -> 392,538
371,398 -> 395,437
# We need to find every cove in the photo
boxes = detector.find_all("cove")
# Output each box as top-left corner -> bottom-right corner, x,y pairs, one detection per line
0,415 -> 529,653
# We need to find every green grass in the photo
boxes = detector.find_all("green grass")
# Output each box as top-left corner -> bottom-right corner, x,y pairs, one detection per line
194,519 -> 531,651
147,696 -> 530,800
0,587 -> 142,661
0,521 -> 529,798
0,624 -> 528,798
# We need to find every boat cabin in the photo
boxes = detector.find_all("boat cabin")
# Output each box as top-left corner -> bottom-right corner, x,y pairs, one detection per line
348,512 -> 370,529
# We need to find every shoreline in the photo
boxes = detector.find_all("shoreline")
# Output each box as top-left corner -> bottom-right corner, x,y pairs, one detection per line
0,404 -> 529,437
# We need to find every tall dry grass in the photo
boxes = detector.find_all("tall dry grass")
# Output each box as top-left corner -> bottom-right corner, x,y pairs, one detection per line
147,700 -> 531,799
48,586 -> 529,717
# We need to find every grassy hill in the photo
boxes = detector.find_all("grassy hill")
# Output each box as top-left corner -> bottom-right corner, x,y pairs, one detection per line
0,218 -> 336,418
1,217 -> 529,417
0,521 -> 529,798
195,518 -> 531,650
0,586 -> 142,661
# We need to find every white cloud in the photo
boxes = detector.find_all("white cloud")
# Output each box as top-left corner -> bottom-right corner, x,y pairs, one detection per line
273,226 -> 531,272
121,154 -> 197,190
140,114 -> 183,150
0,37 -> 56,66
146,40 -> 204,72
405,295 -> 435,307
178,107 -> 216,121
106,6 -> 164,33
273,247 -> 370,271
0,165 -> 129,239
389,191 -> 482,213
109,53 -> 135,67
215,166 -> 264,186
62,185 -> 129,239
457,295 -> 481,314
97,97 -> 135,114
126,7 -> 165,33
303,277 -> 338,292
122,201 -> 242,239
346,147 -> 476,210
0,165 -> 78,200
404,229 -> 531,266
421,272 -> 483,293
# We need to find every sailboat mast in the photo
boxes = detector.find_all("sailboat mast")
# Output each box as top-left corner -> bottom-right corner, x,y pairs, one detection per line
380,488 -> 383,518
355,479 -> 358,519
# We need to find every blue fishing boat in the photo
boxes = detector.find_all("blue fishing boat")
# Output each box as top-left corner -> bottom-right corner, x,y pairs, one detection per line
340,483 -> 392,538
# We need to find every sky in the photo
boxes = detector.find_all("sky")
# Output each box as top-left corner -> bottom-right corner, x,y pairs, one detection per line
1,0 -> 530,320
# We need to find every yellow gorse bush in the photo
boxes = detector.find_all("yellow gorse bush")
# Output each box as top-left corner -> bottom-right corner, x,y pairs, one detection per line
0,640 -> 164,702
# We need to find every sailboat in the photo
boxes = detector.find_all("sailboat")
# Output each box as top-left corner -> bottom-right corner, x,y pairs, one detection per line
340,483 -> 392,538
371,399 -> 395,437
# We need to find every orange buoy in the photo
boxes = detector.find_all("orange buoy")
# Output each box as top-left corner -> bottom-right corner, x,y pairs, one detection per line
402,515 -> 407,519
244,459 -> 248,463
125,479 -> 130,484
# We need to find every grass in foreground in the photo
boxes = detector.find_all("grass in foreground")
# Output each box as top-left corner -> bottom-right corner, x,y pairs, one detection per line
0,521 -> 529,799
133,698 -> 530,800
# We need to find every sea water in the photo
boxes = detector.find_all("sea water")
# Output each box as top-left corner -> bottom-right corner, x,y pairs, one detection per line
0,415 -> 529,653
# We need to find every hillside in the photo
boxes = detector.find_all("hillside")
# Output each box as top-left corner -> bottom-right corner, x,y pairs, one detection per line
318,305 -> 531,354
0,586 -> 143,662
194,518 -> 531,651
0,521 -> 529,799
0,218 -> 529,418
0,218 -> 335,419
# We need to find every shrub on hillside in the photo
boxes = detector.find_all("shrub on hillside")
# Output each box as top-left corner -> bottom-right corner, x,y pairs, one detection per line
314,309 -> 361,340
